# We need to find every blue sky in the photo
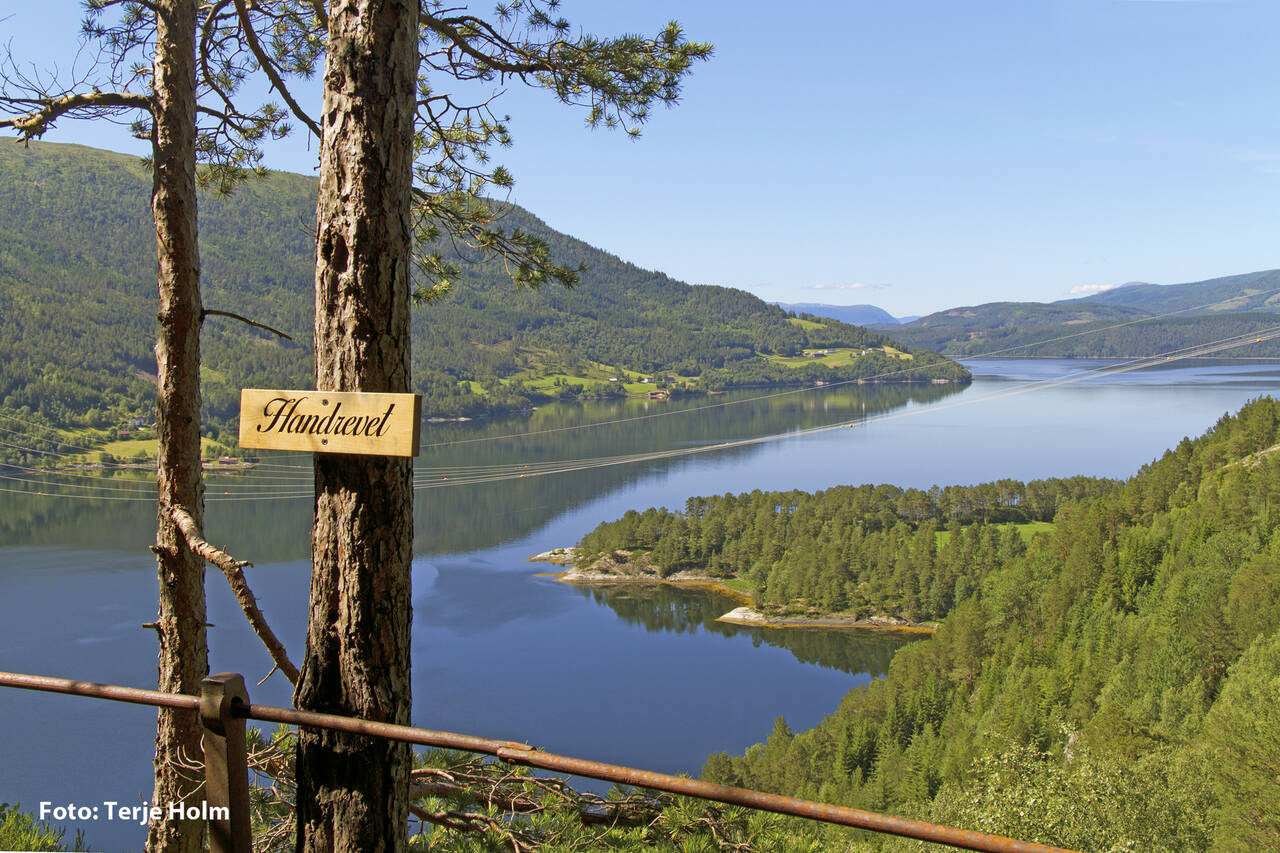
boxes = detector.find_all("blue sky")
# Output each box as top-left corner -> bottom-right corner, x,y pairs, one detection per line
5,0 -> 1279,315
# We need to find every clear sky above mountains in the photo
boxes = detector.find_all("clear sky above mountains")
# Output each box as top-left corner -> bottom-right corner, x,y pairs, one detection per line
6,1 -> 1279,315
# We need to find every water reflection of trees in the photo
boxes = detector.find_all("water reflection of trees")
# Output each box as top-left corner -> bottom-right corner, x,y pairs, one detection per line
570,583 -> 918,677
0,383 -> 963,557
0,475 -> 158,550
416,383 -> 961,554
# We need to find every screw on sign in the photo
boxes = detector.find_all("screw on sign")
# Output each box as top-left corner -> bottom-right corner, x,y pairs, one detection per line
238,389 -> 422,457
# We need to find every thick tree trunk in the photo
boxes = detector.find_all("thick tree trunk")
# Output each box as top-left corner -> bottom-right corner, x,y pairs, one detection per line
294,1 -> 418,851
147,2 -> 208,852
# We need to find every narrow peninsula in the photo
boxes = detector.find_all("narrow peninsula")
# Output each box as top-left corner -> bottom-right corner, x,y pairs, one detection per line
544,474 -> 1121,635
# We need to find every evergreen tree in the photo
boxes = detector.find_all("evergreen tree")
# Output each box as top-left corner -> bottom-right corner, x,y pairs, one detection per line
287,2 -> 710,849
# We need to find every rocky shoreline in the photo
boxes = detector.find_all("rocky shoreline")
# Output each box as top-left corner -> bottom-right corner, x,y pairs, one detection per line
528,548 -> 936,634
528,547 -> 578,565
715,606 -> 936,633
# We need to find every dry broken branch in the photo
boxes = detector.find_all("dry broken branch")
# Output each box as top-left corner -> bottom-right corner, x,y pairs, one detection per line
202,307 -> 294,340
171,505 -> 301,685
0,90 -> 150,140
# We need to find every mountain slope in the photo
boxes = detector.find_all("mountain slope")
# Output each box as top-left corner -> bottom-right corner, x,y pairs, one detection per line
1075,268 -> 1280,314
0,141 -> 966,451
877,270 -> 1280,357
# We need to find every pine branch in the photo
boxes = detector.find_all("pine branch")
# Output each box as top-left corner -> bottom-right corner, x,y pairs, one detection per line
231,0 -> 322,140
303,0 -> 328,29
420,13 -> 558,76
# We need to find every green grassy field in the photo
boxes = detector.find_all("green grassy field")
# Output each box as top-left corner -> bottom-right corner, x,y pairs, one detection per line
98,436 -> 232,461
25,423 -> 233,467
881,345 -> 914,360
441,335 -> 935,401
505,358 -> 667,396
717,577 -> 755,594
766,347 -> 870,369
786,317 -> 827,330
935,520 -> 1055,548
518,372 -> 595,391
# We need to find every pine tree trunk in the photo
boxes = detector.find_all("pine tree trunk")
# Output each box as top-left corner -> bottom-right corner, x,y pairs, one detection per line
147,1 -> 208,851
294,1 -> 418,850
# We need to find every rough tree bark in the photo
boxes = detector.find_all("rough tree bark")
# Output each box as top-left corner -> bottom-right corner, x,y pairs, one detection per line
293,1 -> 418,851
147,1 -> 208,852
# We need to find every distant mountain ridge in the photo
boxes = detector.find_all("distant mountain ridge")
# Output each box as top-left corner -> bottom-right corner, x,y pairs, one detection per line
874,269 -> 1280,358
774,302 -> 910,326
0,141 -> 965,454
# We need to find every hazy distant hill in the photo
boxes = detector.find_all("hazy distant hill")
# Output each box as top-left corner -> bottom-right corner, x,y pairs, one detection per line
774,302 -> 904,326
875,270 -> 1280,358
0,141 -> 965,449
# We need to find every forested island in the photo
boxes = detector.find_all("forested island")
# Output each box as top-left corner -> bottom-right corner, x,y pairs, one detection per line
0,141 -> 966,467
565,476 -> 1118,628
638,397 -> 1280,850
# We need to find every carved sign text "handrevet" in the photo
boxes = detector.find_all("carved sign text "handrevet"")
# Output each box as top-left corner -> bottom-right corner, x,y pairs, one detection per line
238,389 -> 421,457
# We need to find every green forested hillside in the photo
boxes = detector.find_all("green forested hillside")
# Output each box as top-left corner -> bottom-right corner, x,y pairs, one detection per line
668,399 -> 1280,850
0,142 -> 320,441
0,141 -> 965,453
1078,268 -> 1280,314
891,310 -> 1280,359
875,301 -> 1144,354
879,270 -> 1280,358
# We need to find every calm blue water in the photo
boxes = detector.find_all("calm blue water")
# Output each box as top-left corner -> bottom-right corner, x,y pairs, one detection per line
4,358 -> 1280,850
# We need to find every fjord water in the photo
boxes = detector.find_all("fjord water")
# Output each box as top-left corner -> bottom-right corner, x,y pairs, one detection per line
4,358 -> 1280,850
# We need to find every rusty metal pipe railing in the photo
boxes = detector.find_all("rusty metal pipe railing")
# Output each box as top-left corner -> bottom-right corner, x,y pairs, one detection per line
0,670 -> 1076,853
246,702 -> 1066,853
0,671 -> 200,711
245,702 -> 531,755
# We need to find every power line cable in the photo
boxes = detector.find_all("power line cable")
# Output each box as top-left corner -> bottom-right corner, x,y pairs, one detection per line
409,286 -> 1280,451
7,317 -> 1280,501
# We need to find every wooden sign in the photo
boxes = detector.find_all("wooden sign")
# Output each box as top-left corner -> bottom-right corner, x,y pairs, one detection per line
238,389 -> 422,457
